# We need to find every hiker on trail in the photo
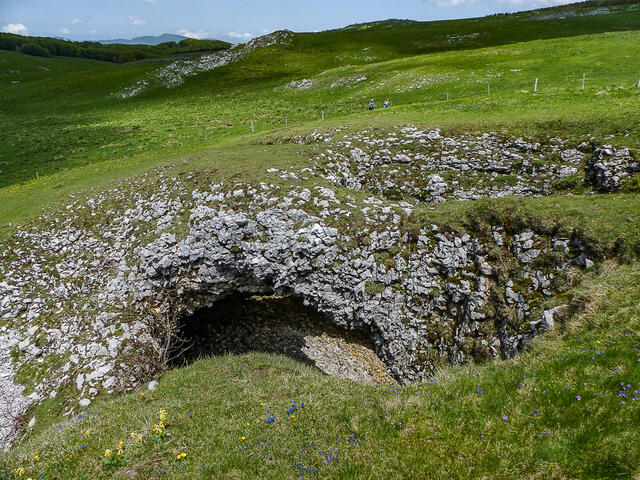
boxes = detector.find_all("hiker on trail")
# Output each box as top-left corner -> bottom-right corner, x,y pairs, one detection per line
369,99 -> 375,110
383,98 -> 391,108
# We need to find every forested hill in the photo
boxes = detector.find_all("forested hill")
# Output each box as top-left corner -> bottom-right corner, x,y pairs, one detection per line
0,33 -> 230,63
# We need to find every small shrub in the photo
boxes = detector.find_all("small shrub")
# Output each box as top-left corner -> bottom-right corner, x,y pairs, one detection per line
552,174 -> 581,191
365,281 -> 385,296
494,175 -> 519,186
625,175 -> 640,193
383,187 -> 403,200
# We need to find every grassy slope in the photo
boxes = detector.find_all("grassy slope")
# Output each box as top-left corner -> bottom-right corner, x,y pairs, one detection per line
2,29 -> 640,230
1,3 -> 640,189
2,263 -> 639,479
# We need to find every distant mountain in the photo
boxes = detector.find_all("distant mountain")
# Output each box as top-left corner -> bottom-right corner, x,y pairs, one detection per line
98,33 -> 188,46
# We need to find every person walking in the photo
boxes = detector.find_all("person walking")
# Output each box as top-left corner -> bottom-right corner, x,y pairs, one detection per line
383,98 -> 391,108
369,99 -> 375,110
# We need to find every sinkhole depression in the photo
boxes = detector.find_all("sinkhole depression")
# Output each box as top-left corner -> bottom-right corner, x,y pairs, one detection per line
171,293 -> 396,386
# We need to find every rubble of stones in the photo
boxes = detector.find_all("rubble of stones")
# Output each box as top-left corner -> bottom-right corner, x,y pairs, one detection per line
292,126 -> 636,202
586,144 -> 640,192
0,124 -> 633,451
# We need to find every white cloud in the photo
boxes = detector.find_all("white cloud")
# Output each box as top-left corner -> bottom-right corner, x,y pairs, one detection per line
1,22 -> 28,35
71,18 -> 83,25
90,29 -> 97,34
176,28 -> 209,39
434,0 -> 472,6
227,31 -> 254,40
59,27 -> 71,34
129,16 -> 148,26
139,0 -> 155,3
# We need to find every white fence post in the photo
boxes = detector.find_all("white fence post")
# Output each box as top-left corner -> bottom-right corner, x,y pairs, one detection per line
534,78 -> 538,93
487,83 -> 490,96
251,120 -> 254,133
322,111 -> 324,121
582,73 -> 586,92
446,92 -> 449,101
285,116 -> 288,127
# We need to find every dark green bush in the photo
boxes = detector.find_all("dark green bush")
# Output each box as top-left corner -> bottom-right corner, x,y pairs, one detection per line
18,42 -> 50,57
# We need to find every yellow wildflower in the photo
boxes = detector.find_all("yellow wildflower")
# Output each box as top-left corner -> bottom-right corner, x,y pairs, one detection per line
15,468 -> 24,476
117,449 -> 123,456
104,449 -> 113,457
241,436 -> 246,441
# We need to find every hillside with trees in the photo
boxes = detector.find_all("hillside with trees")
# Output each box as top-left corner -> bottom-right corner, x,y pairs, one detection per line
0,33 -> 230,63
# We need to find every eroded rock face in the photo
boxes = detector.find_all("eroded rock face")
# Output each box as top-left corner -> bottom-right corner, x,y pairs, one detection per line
0,126 -> 614,450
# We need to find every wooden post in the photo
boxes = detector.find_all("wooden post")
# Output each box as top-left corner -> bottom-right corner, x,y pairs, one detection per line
36,171 -> 39,179
534,78 -> 538,93
582,73 -> 586,92
322,111 -> 324,121
487,83 -> 490,96
446,92 -> 449,101
285,116 -> 288,127
251,120 -> 254,133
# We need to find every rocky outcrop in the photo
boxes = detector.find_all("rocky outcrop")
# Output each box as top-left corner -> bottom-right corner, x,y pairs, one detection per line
302,127 -> 589,201
0,126 -> 617,451
585,144 -> 639,192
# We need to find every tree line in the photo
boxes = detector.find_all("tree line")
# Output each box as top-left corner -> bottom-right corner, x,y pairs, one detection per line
0,33 -> 230,63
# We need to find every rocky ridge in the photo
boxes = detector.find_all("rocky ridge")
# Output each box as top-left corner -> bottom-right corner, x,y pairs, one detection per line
1,126 -> 637,450
116,30 -> 294,98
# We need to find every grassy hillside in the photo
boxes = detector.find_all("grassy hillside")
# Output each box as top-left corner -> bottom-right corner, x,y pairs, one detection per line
1,262 -> 639,479
1,26 -> 639,193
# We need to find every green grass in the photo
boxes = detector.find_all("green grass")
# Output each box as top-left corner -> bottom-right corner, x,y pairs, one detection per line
1,7 -> 640,189
2,263 -> 639,479
2,28 -> 640,228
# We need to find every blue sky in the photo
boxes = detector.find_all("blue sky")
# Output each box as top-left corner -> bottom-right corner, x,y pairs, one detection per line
1,0 -> 575,42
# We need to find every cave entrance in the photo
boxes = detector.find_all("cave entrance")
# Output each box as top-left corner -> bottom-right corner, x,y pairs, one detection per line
172,293 -> 395,385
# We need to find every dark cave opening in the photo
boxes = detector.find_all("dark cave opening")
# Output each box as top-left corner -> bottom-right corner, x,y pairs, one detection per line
171,293 -> 395,385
